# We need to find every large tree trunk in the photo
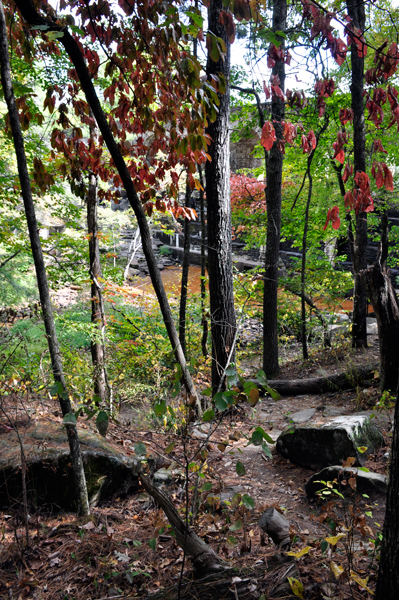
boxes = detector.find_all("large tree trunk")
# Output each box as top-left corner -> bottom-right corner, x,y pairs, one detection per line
375,390 -> 399,599
262,0 -> 287,377
347,0 -> 368,349
205,0 -> 236,393
0,0 -> 89,516
361,258 -> 399,393
13,0 -> 199,407
87,113 -> 108,406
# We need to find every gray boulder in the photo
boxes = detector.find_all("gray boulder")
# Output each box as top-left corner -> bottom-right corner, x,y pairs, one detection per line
276,415 -> 384,470
0,422 -> 141,511
305,465 -> 387,498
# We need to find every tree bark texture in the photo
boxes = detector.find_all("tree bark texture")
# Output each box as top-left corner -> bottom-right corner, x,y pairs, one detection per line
347,0 -> 368,349
375,390 -> 399,599
205,0 -> 236,393
246,363 -> 378,396
179,177 -> 193,358
361,259 -> 399,393
87,113 -> 108,405
139,472 -> 225,575
263,0 -> 287,377
199,165 -> 209,358
0,0 -> 89,516
12,0 -> 199,404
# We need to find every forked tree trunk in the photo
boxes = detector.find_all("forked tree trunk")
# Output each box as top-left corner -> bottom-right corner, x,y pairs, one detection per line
361,257 -> 399,393
347,0 -> 368,349
205,0 -> 236,393
0,0 -> 89,516
13,0 -> 200,409
87,113 -> 108,406
263,0 -> 287,377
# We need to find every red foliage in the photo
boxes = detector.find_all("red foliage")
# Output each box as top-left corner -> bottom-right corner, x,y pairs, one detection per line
332,130 -> 348,164
230,174 -> 266,215
373,139 -> 388,154
342,162 -> 353,184
371,162 -> 394,191
301,130 -> 316,155
339,108 -> 353,126
323,205 -> 341,230
261,121 -> 276,151
353,171 -> 374,213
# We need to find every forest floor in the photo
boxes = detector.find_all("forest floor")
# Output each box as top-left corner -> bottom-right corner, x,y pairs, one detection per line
0,331 -> 389,600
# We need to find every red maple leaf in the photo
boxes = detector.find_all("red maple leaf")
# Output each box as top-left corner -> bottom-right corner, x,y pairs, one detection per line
261,121 -> 276,151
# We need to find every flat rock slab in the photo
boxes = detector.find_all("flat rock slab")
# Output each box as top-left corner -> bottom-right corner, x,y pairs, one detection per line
276,415 -> 384,470
305,466 -> 387,498
0,422 -> 141,511
290,408 -> 316,424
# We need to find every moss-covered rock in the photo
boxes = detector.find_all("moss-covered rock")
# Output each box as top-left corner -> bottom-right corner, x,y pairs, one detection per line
0,422 -> 141,511
276,415 -> 384,470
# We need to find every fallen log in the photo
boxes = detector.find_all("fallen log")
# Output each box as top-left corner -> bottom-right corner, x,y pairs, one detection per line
259,508 -> 291,550
139,472 -> 225,575
249,363 -> 378,396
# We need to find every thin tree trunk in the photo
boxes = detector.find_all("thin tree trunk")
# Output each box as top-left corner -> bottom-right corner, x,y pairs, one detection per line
0,0 -> 89,516
300,172 -> 312,360
263,0 -> 287,377
205,0 -> 236,393
13,0 -> 199,407
375,388 -> 399,599
179,176 -> 192,358
198,165 -> 208,358
87,112 -> 108,406
347,0 -> 368,349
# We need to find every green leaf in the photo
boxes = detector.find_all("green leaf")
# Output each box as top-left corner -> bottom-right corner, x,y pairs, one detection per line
288,577 -> 304,599
134,442 -> 147,457
46,30 -> 64,40
96,410 -> 109,436
225,364 -> 236,376
265,384 -> 281,401
231,492 -> 241,506
214,392 -> 228,411
229,519 -> 243,532
63,413 -> 77,426
154,400 -> 167,416
236,461 -> 246,476
321,539 -> 329,552
30,25 -> 50,31
165,441 -> 175,454
202,387 -> 213,397
201,481 -> 212,492
256,369 -> 269,387
227,535 -> 238,546
148,538 -> 157,550
251,427 -> 274,446
242,494 -> 255,509
262,441 -> 273,460
202,409 -> 215,422
50,381 -> 63,396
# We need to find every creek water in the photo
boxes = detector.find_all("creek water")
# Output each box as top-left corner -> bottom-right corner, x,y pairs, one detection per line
131,265 -> 373,313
